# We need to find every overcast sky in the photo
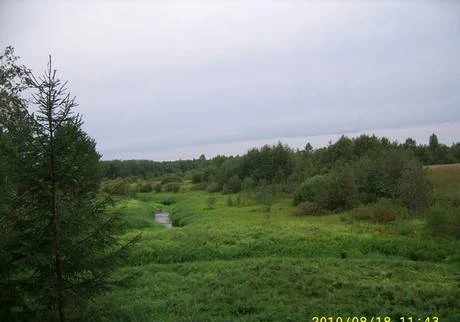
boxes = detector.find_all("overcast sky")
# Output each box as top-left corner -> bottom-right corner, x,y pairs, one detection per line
1,1 -> 459,160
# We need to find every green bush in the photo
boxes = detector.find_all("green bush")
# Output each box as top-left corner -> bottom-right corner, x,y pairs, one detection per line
236,194 -> 242,207
294,170 -> 358,211
241,177 -> 255,191
372,207 -> 399,223
325,168 -> 360,210
349,200 -> 401,223
101,179 -> 135,197
190,182 -> 207,191
163,182 -> 180,193
206,182 -> 220,193
154,183 -> 162,192
161,197 -> 177,206
374,198 -> 409,216
224,175 -> 241,193
293,175 -> 328,206
349,205 -> 374,221
191,172 -> 203,184
138,182 -> 153,193
293,202 -> 325,216
227,195 -> 234,207
294,151 -> 431,213
351,150 -> 410,201
222,184 -> 231,194
398,160 -> 433,213
206,196 -> 216,209
161,174 -> 183,184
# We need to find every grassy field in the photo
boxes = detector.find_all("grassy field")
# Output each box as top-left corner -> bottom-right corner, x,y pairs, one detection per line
85,168 -> 460,321
426,163 -> 460,202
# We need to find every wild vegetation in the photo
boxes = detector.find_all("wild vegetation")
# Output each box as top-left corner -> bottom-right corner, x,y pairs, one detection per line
101,134 -> 454,218
2,46 -> 459,321
82,163 -> 460,321
101,133 -> 460,182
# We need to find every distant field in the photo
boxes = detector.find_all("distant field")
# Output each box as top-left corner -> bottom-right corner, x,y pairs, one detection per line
425,163 -> 460,199
85,169 -> 460,321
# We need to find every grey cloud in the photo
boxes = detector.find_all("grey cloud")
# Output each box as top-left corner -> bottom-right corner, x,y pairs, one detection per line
1,0 -> 459,160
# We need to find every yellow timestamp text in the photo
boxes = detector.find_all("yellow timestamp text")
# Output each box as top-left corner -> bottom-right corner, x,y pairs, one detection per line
311,317 -> 439,322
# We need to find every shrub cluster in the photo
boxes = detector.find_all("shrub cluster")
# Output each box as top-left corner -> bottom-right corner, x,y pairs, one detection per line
154,183 -> 162,192
163,182 -> 181,193
206,182 -> 220,193
222,175 -> 242,194
227,195 -> 234,207
293,202 -> 325,216
161,174 -> 183,184
138,182 -> 153,193
398,160 -> 433,212
101,178 -> 136,197
190,182 -> 207,191
161,197 -> 177,206
294,150 -> 432,213
191,171 -> 203,184
207,196 -> 216,209
350,205 -> 397,223
293,170 -> 359,211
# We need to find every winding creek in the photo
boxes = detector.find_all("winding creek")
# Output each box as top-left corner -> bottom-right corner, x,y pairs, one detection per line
155,211 -> 172,228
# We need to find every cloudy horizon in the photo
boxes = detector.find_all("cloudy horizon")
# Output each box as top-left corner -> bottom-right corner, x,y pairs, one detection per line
1,0 -> 459,160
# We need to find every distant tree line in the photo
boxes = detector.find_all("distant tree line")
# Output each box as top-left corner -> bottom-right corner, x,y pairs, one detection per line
101,134 -> 460,183
100,155 -> 207,179
103,134 -> 459,184
103,133 -> 459,214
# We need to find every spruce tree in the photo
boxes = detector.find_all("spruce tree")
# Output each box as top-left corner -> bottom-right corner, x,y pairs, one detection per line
1,51 -> 135,321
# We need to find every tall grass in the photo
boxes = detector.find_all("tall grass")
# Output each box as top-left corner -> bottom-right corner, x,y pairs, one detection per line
84,177 -> 460,321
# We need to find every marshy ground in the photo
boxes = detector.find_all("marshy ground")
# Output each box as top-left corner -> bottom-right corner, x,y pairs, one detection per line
84,165 -> 460,321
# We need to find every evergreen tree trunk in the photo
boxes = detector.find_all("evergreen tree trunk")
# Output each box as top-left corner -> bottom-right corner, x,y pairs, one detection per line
48,100 -> 65,322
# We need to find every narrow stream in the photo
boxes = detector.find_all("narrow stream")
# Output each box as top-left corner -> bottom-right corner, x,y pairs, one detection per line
155,212 -> 172,228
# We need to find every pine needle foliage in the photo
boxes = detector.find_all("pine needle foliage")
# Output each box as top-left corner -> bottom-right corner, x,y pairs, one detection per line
1,51 -> 137,321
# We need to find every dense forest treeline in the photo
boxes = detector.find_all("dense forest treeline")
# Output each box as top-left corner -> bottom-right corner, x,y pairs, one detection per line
102,133 -> 460,214
101,155 -> 208,179
101,134 -> 460,181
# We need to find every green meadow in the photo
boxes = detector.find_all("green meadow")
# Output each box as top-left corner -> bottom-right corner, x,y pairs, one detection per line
426,164 -> 460,201
85,166 -> 460,322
